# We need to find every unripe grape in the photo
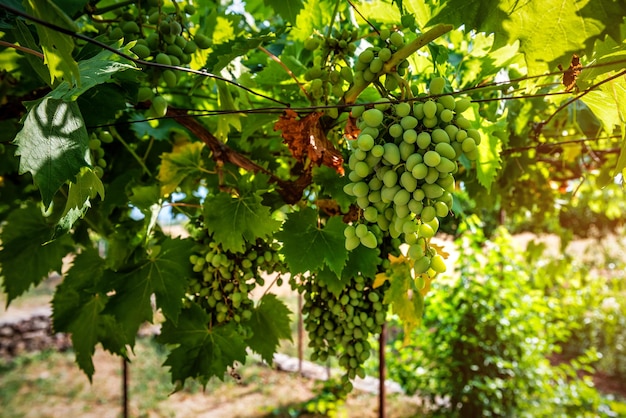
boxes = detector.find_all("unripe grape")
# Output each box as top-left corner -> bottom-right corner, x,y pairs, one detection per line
389,123 -> 404,138
162,69 -> 177,87
435,142 -> 456,160
357,134 -> 374,151
412,163 -> 428,180
430,254 -> 447,273
155,53 -> 171,65
362,108 -> 384,127
354,161 -> 370,178
131,43 -> 151,59
167,44 -> 184,59
352,182 -> 369,198
109,27 -> 124,41
418,223 -> 435,238
414,255 -> 431,274
438,95 -> 455,110
99,131 -> 113,143
184,4 -> 196,14
400,115 -> 418,130
158,21 -> 171,35
358,49 -> 375,64
378,47 -> 392,62
405,153 -> 423,171
425,167 -> 440,184
431,129 -> 450,144
454,98 -> 471,113
413,103 -> 424,119
382,143 -> 401,166
122,21 -> 140,34
402,129 -> 417,144
423,100 -> 437,119
170,21 -> 182,36
363,206 -> 378,223
436,157 -> 456,174
389,31 -> 404,47
183,40 -> 198,54
360,231 -> 378,249
423,116 -> 438,128
429,77 -> 446,95
422,183 -> 444,199
423,150 -> 441,167
195,34 -> 212,49
151,95 -> 168,117
462,137 -> 477,153
371,144 -> 384,158
399,141 -> 415,161
435,201 -> 450,217
456,116 -> 471,129
393,189 -> 411,206
369,58 -> 383,74
382,169 -> 398,188
345,235 -> 360,251
467,128 -> 482,145
395,102 -> 411,117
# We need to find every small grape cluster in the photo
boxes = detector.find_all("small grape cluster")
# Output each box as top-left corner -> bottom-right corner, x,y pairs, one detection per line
301,274 -> 386,394
99,0 -> 211,118
188,227 -> 286,326
343,77 -> 479,275
303,29 -> 358,116
353,29 -> 409,92
88,130 -> 113,178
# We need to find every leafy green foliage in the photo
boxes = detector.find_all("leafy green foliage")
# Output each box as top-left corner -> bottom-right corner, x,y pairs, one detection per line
0,0 -> 624,399
246,294 -> 292,363
0,204 -> 73,303
277,208 -> 348,276
157,302 -> 247,387
13,97 -> 89,207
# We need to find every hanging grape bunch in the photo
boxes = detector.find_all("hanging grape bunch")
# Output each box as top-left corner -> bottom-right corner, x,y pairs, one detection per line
300,274 -> 386,395
344,76 -> 479,276
187,225 -> 286,326
100,0 -> 211,118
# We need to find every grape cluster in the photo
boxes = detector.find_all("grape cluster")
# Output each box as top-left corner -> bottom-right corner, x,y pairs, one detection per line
88,130 -> 113,178
343,77 -> 479,275
99,0 -> 211,118
301,274 -> 386,394
188,227 -> 286,326
353,29 -> 409,92
303,29 -> 358,116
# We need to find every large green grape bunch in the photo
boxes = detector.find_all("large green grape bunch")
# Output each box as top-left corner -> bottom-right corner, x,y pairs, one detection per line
300,274 -> 386,395
188,226 -> 286,326
98,0 -> 211,118
343,77 -> 479,276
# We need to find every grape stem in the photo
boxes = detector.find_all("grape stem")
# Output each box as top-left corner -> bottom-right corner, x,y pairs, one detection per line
343,23 -> 454,105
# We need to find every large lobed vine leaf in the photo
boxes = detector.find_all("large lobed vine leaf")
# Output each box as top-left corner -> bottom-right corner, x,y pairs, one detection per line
276,208 -> 348,276
0,204 -> 74,304
203,190 -> 281,253
103,238 -> 195,344
428,0 -> 626,74
13,97 -> 90,208
52,249 -> 126,380
246,293 -> 292,364
157,302 -> 248,388
291,0 -> 335,42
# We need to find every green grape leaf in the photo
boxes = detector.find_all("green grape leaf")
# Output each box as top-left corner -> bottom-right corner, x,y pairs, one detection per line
468,106 -> 507,190
53,167 -> 104,239
203,191 -> 280,253
48,46 -> 137,101
78,84 -> 128,127
342,245 -> 381,280
312,166 -> 353,213
263,0 -> 303,24
13,97 -> 90,208
157,302 -> 248,387
292,0 -> 334,42
216,80 -> 243,140
0,204 -> 73,304
317,267 -> 346,297
276,208 -> 348,276
246,293 -> 292,364
158,140 -> 206,196
103,238 -> 195,343
52,249 -> 128,380
428,0 -> 626,74
13,20 -> 50,85
383,262 -> 423,339
205,31 -> 278,73
24,0 -> 80,85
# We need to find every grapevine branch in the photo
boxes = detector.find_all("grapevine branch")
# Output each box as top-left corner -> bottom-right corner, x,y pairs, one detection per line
343,23 -> 454,104
167,107 -> 310,204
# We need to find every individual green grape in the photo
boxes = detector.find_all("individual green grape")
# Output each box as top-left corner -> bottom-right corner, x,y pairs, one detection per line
389,123 -> 404,138
162,69 -> 177,87
184,4 -> 196,15
394,102 -> 411,117
122,21 -> 140,34
382,169 -> 398,188
151,95 -> 168,117
389,31 -> 404,47
362,108 -> 384,127
131,43 -> 151,59
429,76 -> 446,95
360,231 -> 378,248
431,129 -> 450,144
99,131 -> 113,143
400,115 -> 418,130
454,98 -> 471,113
423,150 -> 441,167
195,34 -> 212,49
438,95 -> 456,110
430,254 -> 446,273
435,142 -> 456,160
345,235 -> 360,251
382,143 -> 401,166
155,52 -> 172,65
423,100 -> 437,119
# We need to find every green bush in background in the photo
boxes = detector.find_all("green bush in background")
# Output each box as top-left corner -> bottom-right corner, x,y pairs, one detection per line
377,218 -> 620,417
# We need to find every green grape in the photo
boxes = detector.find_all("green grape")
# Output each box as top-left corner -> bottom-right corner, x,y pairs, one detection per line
382,143 -> 401,166
362,108 -> 383,127
421,205 -> 436,222
435,142 -> 456,160
357,134 -> 375,151
436,157 -> 456,174
414,255 -> 431,274
454,98 -> 471,113
462,137 -> 477,153
158,21 -> 171,35
438,95 -> 456,110
423,150 -> 441,167
467,128 -> 482,145
399,141 -> 414,161
358,48 -> 374,64
131,43 -> 151,59
393,189 -> 411,206
389,123 -> 404,138
354,161 -> 370,178
99,131 -> 113,143
418,222 -> 435,238
151,95 -> 168,117
195,34 -> 212,49
422,183 -> 444,199
378,47 -> 392,62
389,31 -> 404,47
431,129 -> 449,144
405,153 -> 423,171
345,235 -> 360,250
429,76 -> 446,95
155,52 -> 171,65
394,102 -> 411,117
109,27 -> 124,41
382,169 -> 398,188
183,40 -> 197,54
369,58 -> 383,74
430,254 -> 446,273
360,231 -> 378,248
122,21 -> 140,34
352,182 -> 369,197
184,4 -> 196,15
400,115 -> 418,130
456,116 -> 471,130
423,100 -> 437,119
434,201 -> 449,217
89,138 -> 101,150
412,163 -> 428,180
162,69 -> 177,87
